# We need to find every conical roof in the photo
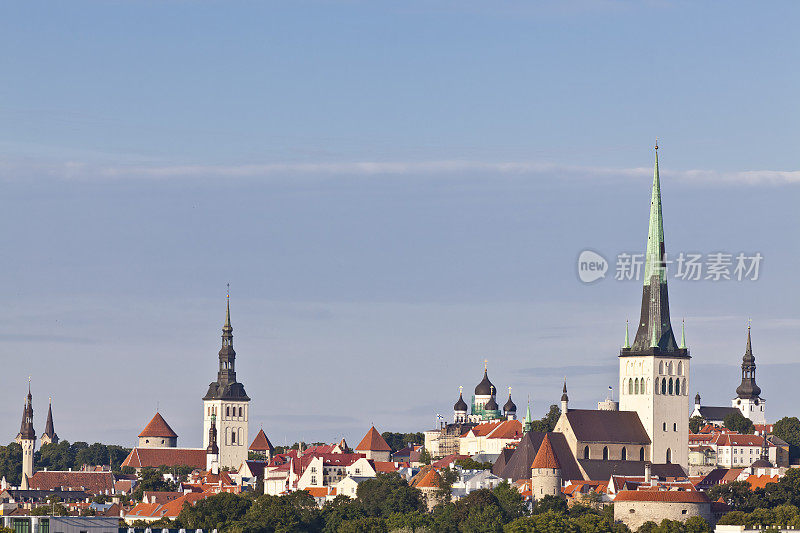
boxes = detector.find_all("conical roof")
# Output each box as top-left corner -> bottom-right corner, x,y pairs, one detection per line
454,393 -> 468,412
249,429 -> 274,452
531,434 -> 561,469
138,412 -> 178,438
43,400 -> 57,441
17,385 -> 35,441
414,468 -> 442,488
475,370 -> 495,396
355,426 -> 391,452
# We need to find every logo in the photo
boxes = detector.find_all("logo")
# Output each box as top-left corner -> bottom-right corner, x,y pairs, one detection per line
578,250 -> 608,283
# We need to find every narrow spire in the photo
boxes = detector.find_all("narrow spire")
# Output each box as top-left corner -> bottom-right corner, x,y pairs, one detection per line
624,320 -> 630,348
561,379 -> 568,401
225,283 -> 231,328
746,320 -> 753,356
525,395 -> 532,423
644,146 -> 666,286
680,318 -> 686,349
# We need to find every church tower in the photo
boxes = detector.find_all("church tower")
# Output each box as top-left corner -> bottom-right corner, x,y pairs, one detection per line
733,325 -> 766,424
619,145 -> 690,468
41,398 -> 59,446
15,382 -> 36,490
203,290 -> 250,469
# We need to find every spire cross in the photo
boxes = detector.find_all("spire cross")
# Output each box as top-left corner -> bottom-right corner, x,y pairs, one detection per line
484,359 -> 488,372
458,385 -> 463,395
227,283 -> 230,299
508,386 -> 512,396
747,317 -> 752,330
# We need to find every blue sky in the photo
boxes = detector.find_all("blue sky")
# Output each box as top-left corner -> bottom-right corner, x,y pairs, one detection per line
1,1 -> 798,447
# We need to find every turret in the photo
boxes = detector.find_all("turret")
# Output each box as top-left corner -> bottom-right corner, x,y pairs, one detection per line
453,386 -> 468,423
207,414 -> 219,474
16,381 -> 36,490
503,388 -> 517,420
41,398 -> 58,446
531,434 -> 562,500
560,380 -> 569,414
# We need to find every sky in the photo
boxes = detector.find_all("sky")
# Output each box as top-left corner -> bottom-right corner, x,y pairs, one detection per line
1,1 -> 798,448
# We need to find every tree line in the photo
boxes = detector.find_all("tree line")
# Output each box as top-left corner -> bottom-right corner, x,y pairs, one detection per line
0,441 -> 131,485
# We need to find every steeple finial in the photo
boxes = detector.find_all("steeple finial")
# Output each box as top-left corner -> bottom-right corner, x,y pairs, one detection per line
225,283 -> 231,328
484,359 -> 488,372
680,318 -> 686,349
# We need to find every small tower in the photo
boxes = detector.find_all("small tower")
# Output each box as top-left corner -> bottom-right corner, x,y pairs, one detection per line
524,396 -> 533,433
483,387 -> 501,420
733,324 -> 766,424
138,412 -> 178,448
249,429 -> 275,461
40,398 -> 59,446
453,386 -> 468,423
471,361 -> 496,421
503,387 -> 517,420
16,382 -> 36,490
531,434 -> 562,500
206,414 -> 220,474
560,380 -> 569,414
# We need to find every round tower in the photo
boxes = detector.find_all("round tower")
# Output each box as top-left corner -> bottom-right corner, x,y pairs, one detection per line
503,388 -> 517,420
531,434 -> 562,500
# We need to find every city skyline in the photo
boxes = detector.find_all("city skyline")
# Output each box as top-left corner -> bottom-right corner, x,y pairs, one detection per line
2,1 -> 799,447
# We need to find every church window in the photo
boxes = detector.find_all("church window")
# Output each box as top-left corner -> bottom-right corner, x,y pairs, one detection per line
659,361 -> 664,374
677,362 -> 683,375
666,448 -> 672,463
673,423 -> 677,432
640,447 -> 645,461
603,447 -> 609,460
225,428 -> 230,445
668,378 -> 674,395
661,379 -> 666,395
647,378 -> 651,394
239,407 -> 243,417
634,379 -> 639,395
654,378 -> 659,394
226,406 -> 230,417
232,431 -> 236,444
584,446 -> 590,459
621,447 -> 627,460
682,379 -> 687,395
628,379 -> 633,395
674,379 -> 680,395
238,428 -> 242,445
663,422 -> 667,431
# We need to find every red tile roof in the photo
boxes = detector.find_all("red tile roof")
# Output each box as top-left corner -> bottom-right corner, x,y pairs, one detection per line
531,434 -> 560,469
144,491 -> 183,504
415,469 -> 442,489
28,470 -> 115,495
122,448 -> 207,469
249,429 -> 274,452
355,426 -> 391,452
614,490 -> 710,503
373,461 -> 399,473
303,487 -> 331,498
138,412 -> 178,438
745,475 -> 779,489
721,468 -> 744,483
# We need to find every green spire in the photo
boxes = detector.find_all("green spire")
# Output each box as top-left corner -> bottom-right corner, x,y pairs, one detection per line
624,320 -> 630,348
643,143 -> 666,286
680,318 -> 686,349
524,395 -> 533,432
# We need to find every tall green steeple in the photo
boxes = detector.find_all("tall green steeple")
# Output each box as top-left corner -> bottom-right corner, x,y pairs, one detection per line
524,395 -> 533,433
623,143 -> 684,356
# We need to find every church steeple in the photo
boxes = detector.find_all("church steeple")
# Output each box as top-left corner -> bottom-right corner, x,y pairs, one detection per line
42,398 -> 58,445
623,144 -> 684,356
17,382 -> 35,442
203,287 -> 250,401
736,325 -> 761,399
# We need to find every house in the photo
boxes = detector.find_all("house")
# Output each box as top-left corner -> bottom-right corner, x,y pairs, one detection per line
459,420 -> 523,455
27,470 -> 116,496
451,469 -> 502,499
248,429 -> 274,461
121,448 -> 207,471
613,490 -> 715,530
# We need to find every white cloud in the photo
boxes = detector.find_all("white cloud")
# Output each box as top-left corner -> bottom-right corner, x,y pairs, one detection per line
1,156 -> 798,185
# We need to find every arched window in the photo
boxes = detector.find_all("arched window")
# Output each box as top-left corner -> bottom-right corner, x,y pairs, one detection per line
621,447 -> 627,460
232,430 -> 236,444
663,422 -> 667,431
225,427 -> 230,445
628,379 -> 633,395
674,378 -> 680,396
226,406 -> 230,417
673,423 -> 677,432
654,378 -> 659,395
661,379 -> 667,395
634,379 -> 639,395
682,378 -> 687,396
677,362 -> 683,375
603,447 -> 609,460
584,446 -> 590,459
639,447 -> 645,461
239,406 -> 243,417
658,361 -> 663,374
666,448 -> 672,464
668,378 -> 674,395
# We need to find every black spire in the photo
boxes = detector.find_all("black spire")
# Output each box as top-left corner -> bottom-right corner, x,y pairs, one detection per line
621,147 -> 688,359
17,382 -> 35,441
207,414 -> 219,455
736,326 -> 761,399
561,380 -> 568,402
204,289 -> 250,401
42,398 -> 58,444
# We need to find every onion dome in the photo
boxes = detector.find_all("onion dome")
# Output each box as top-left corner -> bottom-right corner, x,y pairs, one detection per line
484,397 -> 499,411
475,370 -> 495,396
454,393 -> 468,412
504,394 -> 517,413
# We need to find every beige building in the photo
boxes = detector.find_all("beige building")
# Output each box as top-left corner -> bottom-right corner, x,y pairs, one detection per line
355,426 -> 391,462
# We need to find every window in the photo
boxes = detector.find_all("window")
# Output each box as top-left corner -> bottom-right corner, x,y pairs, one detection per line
681,509 -> 687,515
311,476 -> 316,485
239,407 -> 243,417
663,422 -> 667,431
634,379 -> 639,395
661,380 -> 667,395
628,379 -> 633,395
584,446 -> 590,459
603,447 -> 609,460
226,406 -> 230,417
629,509 -> 635,514
640,447 -> 645,461
232,431 -> 236,444
621,447 -> 627,460
673,423 -> 677,432
659,361 -> 664,374
678,362 -> 683,375
666,448 -> 672,463
668,378 -> 674,395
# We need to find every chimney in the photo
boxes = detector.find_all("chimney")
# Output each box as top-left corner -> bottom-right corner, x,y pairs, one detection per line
644,462 -> 652,484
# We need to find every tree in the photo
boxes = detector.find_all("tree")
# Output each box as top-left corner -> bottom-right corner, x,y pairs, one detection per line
419,449 -> 432,465
356,473 -> 424,518
0,443 -> 22,486
529,405 -> 562,433
380,432 -> 424,453
492,481 -> 526,521
177,492 -> 251,531
774,417 -> 800,460
436,467 -> 459,504
455,458 -> 494,470
132,468 -> 177,501
684,515 -> 712,532
689,416 -> 704,434
723,411 -> 754,434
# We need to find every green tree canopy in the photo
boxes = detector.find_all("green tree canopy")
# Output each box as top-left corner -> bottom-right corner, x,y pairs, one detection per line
689,416 -> 704,434
723,411 -> 754,434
